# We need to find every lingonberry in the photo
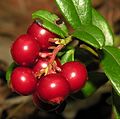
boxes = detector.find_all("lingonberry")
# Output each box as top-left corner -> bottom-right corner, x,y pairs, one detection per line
32,92 -> 59,111
10,67 -> 37,95
11,34 -> 40,66
27,21 -> 57,50
61,61 -> 87,93
33,58 -> 49,75
36,74 -> 70,104
33,57 -> 61,76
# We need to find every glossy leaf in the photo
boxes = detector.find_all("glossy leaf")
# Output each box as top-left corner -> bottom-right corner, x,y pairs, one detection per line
55,0 -> 92,29
92,9 -> 114,46
73,24 -> 105,49
101,46 -> 120,96
32,10 -> 68,38
61,49 -> 74,64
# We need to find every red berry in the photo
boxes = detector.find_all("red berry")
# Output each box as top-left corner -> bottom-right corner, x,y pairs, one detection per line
32,92 -> 59,111
33,58 -> 48,75
36,74 -> 70,104
11,34 -> 40,66
27,22 -> 57,50
61,61 -> 87,93
10,67 -> 37,95
33,57 -> 61,75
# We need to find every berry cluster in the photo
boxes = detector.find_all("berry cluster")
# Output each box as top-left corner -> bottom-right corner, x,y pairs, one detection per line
10,21 -> 88,112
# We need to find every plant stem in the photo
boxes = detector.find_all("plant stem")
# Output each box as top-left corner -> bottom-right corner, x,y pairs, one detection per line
80,44 -> 99,57
49,44 -> 64,64
49,36 -> 73,64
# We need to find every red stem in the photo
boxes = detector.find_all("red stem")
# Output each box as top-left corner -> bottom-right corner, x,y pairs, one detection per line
49,45 -> 64,64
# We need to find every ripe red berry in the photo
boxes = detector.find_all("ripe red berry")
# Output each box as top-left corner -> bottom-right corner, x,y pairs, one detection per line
27,21 -> 57,50
61,61 -> 87,93
11,34 -> 40,66
10,67 -> 37,95
33,57 -> 61,75
32,92 -> 59,111
33,58 -> 49,75
36,74 -> 70,104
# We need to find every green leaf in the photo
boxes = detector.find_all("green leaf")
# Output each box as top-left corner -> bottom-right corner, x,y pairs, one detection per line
32,10 -> 68,38
113,106 -> 120,119
101,46 -> 120,96
6,62 -> 17,82
55,0 -> 92,29
81,81 -> 96,97
73,24 -> 105,49
92,9 -> 114,46
61,49 -> 75,64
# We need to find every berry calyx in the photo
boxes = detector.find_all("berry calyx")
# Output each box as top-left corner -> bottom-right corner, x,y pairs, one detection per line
11,34 -> 40,66
61,61 -> 88,93
33,57 -> 61,78
33,58 -> 48,75
36,74 -> 70,104
27,21 -> 57,50
10,67 -> 37,95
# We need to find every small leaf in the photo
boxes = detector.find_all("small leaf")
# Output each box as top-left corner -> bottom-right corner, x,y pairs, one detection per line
55,0 -> 92,29
92,9 -> 114,46
101,46 -> 120,96
32,10 -> 68,38
113,106 -> 120,119
81,81 -> 96,97
6,62 -> 17,82
73,24 -> 105,49
61,49 -> 75,64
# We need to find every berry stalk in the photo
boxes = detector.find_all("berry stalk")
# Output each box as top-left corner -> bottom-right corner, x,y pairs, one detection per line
49,36 -> 72,64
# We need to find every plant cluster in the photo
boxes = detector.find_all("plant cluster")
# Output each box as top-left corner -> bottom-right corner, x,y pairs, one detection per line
6,0 -> 120,117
